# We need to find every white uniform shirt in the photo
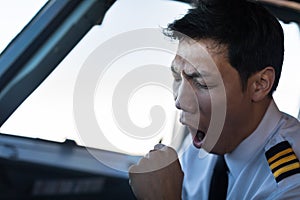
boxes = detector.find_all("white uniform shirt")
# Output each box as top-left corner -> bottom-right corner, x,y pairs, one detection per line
180,100 -> 300,199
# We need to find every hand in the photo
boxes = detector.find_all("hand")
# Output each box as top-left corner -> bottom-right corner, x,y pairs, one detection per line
129,144 -> 184,200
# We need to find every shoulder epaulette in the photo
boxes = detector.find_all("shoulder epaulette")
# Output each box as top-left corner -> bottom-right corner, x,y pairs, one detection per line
265,141 -> 300,183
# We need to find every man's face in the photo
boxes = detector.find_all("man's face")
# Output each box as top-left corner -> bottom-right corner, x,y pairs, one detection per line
172,39 -> 254,154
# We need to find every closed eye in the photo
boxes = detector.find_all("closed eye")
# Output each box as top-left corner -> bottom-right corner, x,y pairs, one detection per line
182,71 -> 209,89
192,80 -> 208,89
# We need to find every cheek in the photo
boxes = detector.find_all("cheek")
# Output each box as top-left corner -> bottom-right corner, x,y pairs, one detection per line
222,87 -> 248,127
196,91 -> 212,118
200,88 -> 228,124
223,74 -> 246,110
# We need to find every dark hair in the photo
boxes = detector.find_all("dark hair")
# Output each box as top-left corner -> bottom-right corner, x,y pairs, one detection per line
165,0 -> 284,95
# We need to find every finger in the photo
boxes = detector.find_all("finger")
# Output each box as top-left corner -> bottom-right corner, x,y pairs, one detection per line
128,164 -> 137,174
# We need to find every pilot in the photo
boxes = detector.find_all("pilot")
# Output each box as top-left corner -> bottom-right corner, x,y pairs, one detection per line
129,0 -> 300,199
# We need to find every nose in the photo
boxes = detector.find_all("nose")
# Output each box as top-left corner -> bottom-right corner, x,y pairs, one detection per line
174,79 -> 197,113
175,98 -> 181,110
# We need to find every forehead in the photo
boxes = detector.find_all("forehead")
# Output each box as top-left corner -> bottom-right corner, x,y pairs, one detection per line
173,39 -> 227,76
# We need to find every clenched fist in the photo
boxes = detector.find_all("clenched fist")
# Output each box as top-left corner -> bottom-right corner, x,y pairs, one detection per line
128,144 -> 184,200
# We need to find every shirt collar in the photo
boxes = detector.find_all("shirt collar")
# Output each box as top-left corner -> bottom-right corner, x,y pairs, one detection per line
224,100 -> 282,179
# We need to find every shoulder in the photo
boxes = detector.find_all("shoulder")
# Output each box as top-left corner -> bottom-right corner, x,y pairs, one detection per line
263,115 -> 300,198
265,140 -> 300,183
266,113 -> 300,159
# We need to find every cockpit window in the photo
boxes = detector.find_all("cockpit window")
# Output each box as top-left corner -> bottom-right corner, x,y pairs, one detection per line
0,0 -> 299,156
273,22 -> 300,118
0,0 -> 190,156
0,0 -> 48,54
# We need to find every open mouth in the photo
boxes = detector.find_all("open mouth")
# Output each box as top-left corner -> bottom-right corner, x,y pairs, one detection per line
193,130 -> 206,148
179,117 -> 206,148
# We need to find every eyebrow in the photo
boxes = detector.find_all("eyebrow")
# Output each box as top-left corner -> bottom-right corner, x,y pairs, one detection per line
171,64 -> 212,78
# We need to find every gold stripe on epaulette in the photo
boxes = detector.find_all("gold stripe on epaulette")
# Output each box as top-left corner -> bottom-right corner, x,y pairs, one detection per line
267,148 -> 293,163
265,141 -> 300,182
273,162 -> 300,178
270,154 -> 298,170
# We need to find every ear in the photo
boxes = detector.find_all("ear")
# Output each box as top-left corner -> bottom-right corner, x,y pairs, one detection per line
250,66 -> 275,102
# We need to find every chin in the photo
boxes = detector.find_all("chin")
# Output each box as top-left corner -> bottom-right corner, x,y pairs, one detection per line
201,143 -> 226,155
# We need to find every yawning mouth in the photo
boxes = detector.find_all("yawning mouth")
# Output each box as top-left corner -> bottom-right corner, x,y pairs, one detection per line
179,116 -> 206,148
193,130 -> 206,148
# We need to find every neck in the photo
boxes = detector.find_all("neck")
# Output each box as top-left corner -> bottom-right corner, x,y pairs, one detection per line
248,97 -> 272,136
227,97 -> 272,153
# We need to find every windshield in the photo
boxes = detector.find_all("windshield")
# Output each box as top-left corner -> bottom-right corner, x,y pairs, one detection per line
0,0 -> 48,54
0,0 -> 190,156
0,0 -> 299,156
